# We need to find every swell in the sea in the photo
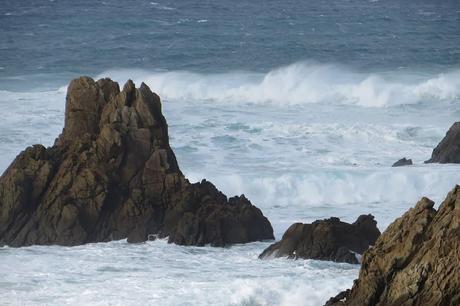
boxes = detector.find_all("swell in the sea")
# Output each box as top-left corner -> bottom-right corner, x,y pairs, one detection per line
96,61 -> 460,107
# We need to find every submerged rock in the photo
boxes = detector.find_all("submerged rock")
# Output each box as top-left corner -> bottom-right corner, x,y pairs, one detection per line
392,157 -> 412,167
326,186 -> 460,306
259,215 -> 380,264
426,122 -> 460,163
0,77 -> 274,247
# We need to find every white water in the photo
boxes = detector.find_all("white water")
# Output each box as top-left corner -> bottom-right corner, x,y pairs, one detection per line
0,240 -> 357,306
1,62 -> 460,305
100,62 -> 460,107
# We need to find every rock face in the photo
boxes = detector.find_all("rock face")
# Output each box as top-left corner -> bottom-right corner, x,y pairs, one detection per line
392,158 -> 412,167
426,122 -> 460,163
259,215 -> 380,264
326,186 -> 460,306
0,77 -> 274,247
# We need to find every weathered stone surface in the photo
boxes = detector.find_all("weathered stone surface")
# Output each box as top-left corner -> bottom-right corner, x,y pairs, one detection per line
259,215 -> 380,264
392,157 -> 412,167
326,186 -> 460,306
0,77 -> 274,247
426,122 -> 460,163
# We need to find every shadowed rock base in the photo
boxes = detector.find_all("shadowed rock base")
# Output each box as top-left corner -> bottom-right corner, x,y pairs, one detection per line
326,186 -> 460,306
0,77 -> 274,247
259,215 -> 380,264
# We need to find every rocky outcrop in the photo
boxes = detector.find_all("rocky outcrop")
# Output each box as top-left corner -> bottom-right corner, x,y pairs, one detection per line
326,186 -> 460,306
392,158 -> 412,167
259,215 -> 380,264
426,122 -> 460,163
0,77 -> 274,247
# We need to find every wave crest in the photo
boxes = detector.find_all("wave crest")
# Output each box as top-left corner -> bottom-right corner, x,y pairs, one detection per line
98,62 -> 460,107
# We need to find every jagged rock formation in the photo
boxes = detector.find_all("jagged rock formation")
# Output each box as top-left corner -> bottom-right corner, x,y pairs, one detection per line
0,77 -> 274,247
326,186 -> 460,306
392,157 -> 412,167
259,215 -> 380,264
426,122 -> 460,163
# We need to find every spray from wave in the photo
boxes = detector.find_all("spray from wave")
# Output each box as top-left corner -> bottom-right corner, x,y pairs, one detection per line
98,61 -> 460,107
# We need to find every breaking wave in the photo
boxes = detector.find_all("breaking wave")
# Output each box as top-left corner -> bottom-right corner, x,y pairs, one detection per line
98,61 -> 460,107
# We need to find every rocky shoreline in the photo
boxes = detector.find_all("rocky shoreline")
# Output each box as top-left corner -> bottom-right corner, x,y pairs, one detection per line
1,77 -> 459,305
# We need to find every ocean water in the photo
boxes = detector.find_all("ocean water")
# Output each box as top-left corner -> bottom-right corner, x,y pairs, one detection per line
1,0 -> 460,305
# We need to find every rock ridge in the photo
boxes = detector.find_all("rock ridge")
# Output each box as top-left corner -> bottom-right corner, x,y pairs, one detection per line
0,76 -> 274,247
326,186 -> 460,306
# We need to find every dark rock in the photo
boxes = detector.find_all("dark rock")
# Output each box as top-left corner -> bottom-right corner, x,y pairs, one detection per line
326,186 -> 460,306
259,215 -> 380,264
325,290 -> 351,305
127,228 -> 148,244
391,157 -> 412,167
425,122 -> 460,163
0,77 -> 274,247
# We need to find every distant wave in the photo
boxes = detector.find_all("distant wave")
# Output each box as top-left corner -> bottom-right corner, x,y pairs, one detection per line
186,166 -> 460,210
98,61 -> 460,107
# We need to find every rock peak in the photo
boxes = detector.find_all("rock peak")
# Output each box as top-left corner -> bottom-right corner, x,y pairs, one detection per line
426,121 -> 460,163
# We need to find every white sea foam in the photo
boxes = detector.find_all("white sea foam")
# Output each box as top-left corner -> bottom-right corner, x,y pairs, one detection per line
0,89 -> 64,172
98,62 -> 460,107
188,167 -> 459,208
186,165 -> 460,235
0,239 -> 358,306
